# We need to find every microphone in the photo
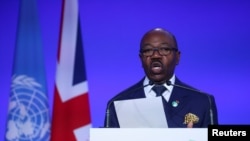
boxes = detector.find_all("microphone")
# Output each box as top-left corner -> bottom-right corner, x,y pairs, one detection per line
166,81 -> 214,125
105,80 -> 154,128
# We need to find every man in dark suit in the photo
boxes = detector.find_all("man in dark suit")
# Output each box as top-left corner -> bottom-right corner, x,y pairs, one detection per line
104,27 -> 218,128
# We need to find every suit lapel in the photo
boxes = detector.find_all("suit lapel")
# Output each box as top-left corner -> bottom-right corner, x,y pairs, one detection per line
165,78 -> 190,127
126,78 -> 146,99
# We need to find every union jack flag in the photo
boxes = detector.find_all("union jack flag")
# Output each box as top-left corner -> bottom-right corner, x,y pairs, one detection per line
51,0 -> 91,140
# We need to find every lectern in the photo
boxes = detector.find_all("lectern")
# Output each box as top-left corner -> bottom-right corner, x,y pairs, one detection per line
90,128 -> 208,141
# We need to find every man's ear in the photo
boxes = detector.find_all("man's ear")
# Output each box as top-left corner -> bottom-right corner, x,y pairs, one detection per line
139,53 -> 143,59
175,51 -> 181,65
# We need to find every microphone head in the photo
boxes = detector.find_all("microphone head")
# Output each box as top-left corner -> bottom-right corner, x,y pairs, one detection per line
148,80 -> 154,85
166,81 -> 172,86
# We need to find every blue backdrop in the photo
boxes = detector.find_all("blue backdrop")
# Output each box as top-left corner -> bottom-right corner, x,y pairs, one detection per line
1,0 -> 250,139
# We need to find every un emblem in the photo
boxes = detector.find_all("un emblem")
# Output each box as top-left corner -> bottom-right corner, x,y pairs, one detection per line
5,75 -> 50,141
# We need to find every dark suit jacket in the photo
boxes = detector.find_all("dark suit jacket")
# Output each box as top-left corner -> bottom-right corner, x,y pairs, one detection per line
104,77 -> 218,128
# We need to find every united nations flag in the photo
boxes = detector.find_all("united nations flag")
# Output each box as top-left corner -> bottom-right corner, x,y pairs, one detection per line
5,0 -> 50,140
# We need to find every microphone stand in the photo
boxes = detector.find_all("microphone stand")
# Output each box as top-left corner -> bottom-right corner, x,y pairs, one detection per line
105,108 -> 110,128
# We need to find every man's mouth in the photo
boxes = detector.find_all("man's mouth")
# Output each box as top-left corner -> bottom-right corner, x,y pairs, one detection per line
150,61 -> 163,74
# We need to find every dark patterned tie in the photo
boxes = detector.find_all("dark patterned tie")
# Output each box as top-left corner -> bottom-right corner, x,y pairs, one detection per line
152,85 -> 167,97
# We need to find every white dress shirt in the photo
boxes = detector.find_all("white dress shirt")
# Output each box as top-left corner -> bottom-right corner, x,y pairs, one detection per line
143,75 -> 176,102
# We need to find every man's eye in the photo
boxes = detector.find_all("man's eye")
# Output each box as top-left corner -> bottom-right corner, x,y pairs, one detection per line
143,49 -> 152,52
161,48 -> 170,51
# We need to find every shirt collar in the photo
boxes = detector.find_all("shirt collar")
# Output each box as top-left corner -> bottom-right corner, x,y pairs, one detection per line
143,75 -> 176,94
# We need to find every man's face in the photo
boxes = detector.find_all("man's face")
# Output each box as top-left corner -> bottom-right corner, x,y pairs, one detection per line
139,31 -> 180,84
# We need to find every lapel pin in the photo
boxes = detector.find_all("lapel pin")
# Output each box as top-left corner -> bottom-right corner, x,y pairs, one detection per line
172,100 -> 179,107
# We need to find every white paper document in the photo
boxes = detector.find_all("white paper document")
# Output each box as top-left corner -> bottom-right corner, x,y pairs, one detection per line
114,97 -> 168,128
